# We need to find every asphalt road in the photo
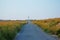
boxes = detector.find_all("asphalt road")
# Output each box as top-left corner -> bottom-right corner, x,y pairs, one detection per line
14,22 -> 56,40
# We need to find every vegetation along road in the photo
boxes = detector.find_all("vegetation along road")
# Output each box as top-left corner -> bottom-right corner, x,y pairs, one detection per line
15,21 -> 56,40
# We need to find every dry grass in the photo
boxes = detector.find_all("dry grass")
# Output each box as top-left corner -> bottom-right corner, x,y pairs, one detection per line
32,18 -> 60,35
0,20 -> 26,40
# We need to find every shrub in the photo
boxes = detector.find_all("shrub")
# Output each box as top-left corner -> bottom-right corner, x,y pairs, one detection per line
44,29 -> 52,34
0,21 -> 26,40
56,29 -> 60,35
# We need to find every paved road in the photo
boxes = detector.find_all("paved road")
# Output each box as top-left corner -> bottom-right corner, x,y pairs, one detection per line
15,22 -> 56,40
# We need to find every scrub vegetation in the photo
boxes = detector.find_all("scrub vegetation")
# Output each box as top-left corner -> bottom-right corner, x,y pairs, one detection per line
0,18 -> 60,40
32,18 -> 60,37
0,20 -> 26,40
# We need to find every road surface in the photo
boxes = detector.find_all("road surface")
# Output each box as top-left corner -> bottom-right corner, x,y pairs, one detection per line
14,22 -> 56,40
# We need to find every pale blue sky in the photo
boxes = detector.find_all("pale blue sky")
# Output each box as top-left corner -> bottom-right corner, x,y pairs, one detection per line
0,0 -> 60,20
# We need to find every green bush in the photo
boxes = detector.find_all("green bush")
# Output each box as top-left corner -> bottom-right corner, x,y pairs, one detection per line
44,29 -> 52,34
0,23 -> 25,40
56,29 -> 60,37
56,29 -> 60,34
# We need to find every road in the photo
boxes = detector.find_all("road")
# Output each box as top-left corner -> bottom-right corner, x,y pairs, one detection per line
14,21 -> 56,40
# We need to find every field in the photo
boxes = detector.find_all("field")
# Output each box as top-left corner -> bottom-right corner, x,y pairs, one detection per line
0,20 -> 26,40
0,18 -> 60,40
32,18 -> 60,37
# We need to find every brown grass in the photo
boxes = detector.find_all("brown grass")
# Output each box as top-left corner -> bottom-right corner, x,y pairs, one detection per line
32,18 -> 60,35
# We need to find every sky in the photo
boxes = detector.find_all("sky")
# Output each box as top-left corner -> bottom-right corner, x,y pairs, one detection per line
0,0 -> 60,20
